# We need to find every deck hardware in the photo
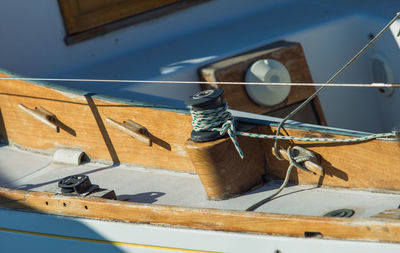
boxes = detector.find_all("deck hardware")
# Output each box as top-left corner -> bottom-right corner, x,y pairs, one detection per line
18,104 -> 59,132
245,59 -> 291,106
324,209 -> 355,218
274,147 -> 323,176
247,146 -> 322,211
106,118 -> 151,146
58,174 -> 116,199
304,232 -> 323,238
53,148 -> 86,165
58,175 -> 93,194
186,89 -> 227,142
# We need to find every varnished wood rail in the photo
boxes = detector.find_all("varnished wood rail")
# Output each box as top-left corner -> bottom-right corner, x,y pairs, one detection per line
1,187 -> 400,243
0,72 -> 195,172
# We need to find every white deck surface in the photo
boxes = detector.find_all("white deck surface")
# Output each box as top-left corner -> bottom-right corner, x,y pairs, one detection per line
1,145 -> 399,218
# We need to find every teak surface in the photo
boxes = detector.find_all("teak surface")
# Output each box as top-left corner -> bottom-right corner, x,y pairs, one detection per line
58,0 -> 211,44
1,187 -> 400,243
0,74 -> 195,172
59,0 -> 185,34
262,126 -> 400,191
185,129 -> 266,199
199,41 -> 327,125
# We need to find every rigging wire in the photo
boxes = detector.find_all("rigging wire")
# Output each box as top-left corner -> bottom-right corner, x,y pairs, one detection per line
0,77 -> 399,87
273,12 -> 400,160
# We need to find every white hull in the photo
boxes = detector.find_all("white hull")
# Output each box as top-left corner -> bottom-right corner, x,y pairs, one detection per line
1,208 -> 400,253
1,1 -> 400,252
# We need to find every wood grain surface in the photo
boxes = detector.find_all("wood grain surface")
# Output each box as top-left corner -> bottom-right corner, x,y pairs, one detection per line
1,187 -> 400,243
59,0 -> 211,44
199,41 -> 326,125
59,0 -> 185,34
262,125 -> 400,191
0,73 -> 195,172
185,128 -> 266,199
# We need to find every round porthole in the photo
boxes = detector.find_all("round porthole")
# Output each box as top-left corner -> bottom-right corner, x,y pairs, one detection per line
371,53 -> 395,97
245,59 -> 291,106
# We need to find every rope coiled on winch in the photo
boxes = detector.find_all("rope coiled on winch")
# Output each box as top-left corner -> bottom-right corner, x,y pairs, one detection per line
190,103 -> 396,159
191,103 -> 244,158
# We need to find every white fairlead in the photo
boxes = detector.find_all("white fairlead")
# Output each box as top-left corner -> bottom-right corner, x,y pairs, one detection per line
53,148 -> 86,165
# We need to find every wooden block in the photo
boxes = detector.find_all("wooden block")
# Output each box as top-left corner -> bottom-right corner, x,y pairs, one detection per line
199,41 -> 326,125
185,128 -> 266,199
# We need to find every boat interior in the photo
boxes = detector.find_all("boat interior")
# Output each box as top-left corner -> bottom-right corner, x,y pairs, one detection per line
1,0 -> 400,244
1,142 -> 400,219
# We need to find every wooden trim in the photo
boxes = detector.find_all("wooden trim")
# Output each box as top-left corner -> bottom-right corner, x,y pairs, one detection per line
58,0 -> 211,44
184,128 -> 266,199
1,187 -> 400,243
262,125 -> 400,191
59,0 -> 186,34
0,73 -> 195,173
199,41 -> 326,125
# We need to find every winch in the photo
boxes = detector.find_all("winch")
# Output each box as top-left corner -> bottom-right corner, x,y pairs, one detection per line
57,174 -> 116,199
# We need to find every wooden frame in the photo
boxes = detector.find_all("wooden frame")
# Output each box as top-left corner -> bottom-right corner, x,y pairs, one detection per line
199,41 -> 327,125
58,0 -> 211,44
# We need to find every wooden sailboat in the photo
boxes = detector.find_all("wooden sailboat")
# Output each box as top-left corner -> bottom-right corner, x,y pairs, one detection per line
0,66 -> 400,252
1,1 -> 400,252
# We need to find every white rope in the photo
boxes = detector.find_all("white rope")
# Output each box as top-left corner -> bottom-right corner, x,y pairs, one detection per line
246,146 -> 315,211
0,77 -> 399,88
190,104 -> 395,159
191,103 -> 245,158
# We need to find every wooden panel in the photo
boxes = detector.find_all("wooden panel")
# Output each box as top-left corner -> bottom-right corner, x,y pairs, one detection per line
0,73 -> 195,173
185,128 -> 266,199
59,0 -> 185,34
262,125 -> 400,191
200,41 -> 326,125
59,0 -> 211,43
2,187 -> 400,243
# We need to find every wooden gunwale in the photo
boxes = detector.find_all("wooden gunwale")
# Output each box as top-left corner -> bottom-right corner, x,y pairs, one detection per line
0,71 -> 196,172
2,70 -> 400,243
1,72 -> 400,189
1,187 -> 400,243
